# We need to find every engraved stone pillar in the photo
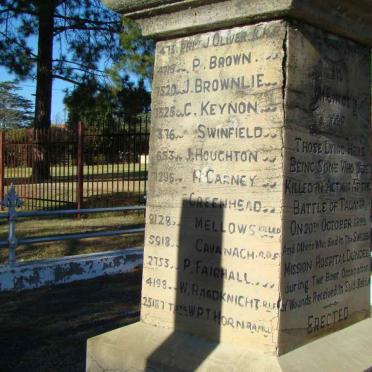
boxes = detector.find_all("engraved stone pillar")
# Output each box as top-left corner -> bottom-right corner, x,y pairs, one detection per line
87,1 -> 372,370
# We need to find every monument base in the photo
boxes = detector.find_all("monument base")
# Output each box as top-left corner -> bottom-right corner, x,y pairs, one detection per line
87,313 -> 372,372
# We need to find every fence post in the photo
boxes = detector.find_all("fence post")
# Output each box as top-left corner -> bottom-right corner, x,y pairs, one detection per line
8,207 -> 17,266
0,132 -> 4,207
2,184 -> 22,266
77,121 -> 84,216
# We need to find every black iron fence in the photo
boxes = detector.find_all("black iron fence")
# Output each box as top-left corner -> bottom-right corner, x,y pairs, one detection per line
1,116 -> 150,210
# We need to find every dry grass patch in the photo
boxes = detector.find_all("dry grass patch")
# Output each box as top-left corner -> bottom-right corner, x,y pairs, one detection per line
0,212 -> 145,264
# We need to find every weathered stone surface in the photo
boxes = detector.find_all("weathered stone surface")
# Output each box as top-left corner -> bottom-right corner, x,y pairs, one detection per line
87,316 -> 372,371
279,22 -> 371,354
138,19 -> 371,356
142,20 -> 285,353
103,0 -> 372,47
0,248 -> 143,292
89,0 -> 372,367
102,0 -> 182,13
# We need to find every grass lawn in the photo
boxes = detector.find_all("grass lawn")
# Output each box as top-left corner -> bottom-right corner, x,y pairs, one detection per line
4,161 -> 148,210
0,271 -> 142,372
4,169 -> 147,209
0,211 -> 145,265
5,163 -> 147,179
5,181 -> 147,203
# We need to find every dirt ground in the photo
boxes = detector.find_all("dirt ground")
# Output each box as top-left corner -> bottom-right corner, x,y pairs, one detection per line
0,271 -> 142,372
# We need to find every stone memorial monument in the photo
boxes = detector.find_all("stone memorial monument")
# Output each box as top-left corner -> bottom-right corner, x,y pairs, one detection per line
87,1 -> 372,370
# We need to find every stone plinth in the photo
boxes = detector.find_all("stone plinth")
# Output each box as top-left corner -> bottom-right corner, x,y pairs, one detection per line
87,317 -> 372,371
88,0 -> 371,370
103,0 -> 372,45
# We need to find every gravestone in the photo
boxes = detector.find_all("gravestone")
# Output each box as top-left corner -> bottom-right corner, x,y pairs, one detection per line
87,1 -> 372,370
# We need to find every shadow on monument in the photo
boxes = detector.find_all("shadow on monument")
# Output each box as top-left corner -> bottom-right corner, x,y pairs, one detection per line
146,199 -> 224,371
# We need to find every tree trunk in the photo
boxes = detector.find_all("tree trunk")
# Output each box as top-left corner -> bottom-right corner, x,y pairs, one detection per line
32,0 -> 56,182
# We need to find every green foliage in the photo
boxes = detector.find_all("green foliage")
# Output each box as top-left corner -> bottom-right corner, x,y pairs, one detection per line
0,2 -> 36,79
63,77 -> 150,166
63,77 -> 151,130
0,0 -> 122,85
4,126 -> 69,143
109,18 -> 155,84
3,127 -> 29,142
0,81 -> 34,129
0,0 -> 154,135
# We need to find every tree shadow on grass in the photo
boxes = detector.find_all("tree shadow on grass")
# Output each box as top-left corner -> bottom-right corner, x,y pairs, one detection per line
0,271 -> 142,372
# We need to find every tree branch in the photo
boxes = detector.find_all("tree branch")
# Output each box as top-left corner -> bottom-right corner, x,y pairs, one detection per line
52,74 -> 82,85
54,13 -> 119,26
56,0 -> 69,6
54,24 -> 119,35
53,59 -> 106,74
0,30 -> 37,58
0,6 -> 37,16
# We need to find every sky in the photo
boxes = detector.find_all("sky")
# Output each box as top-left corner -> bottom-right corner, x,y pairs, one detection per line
0,28 -> 71,125
0,61 -> 143,125
0,66 -> 70,124
0,11 -> 143,126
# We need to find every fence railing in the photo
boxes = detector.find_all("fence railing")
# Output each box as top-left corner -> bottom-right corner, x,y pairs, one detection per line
0,185 -> 145,266
1,116 -> 150,210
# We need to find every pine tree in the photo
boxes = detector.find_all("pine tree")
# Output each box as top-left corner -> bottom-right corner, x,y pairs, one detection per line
0,0 -> 123,180
0,0 -> 122,130
0,81 -> 33,129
